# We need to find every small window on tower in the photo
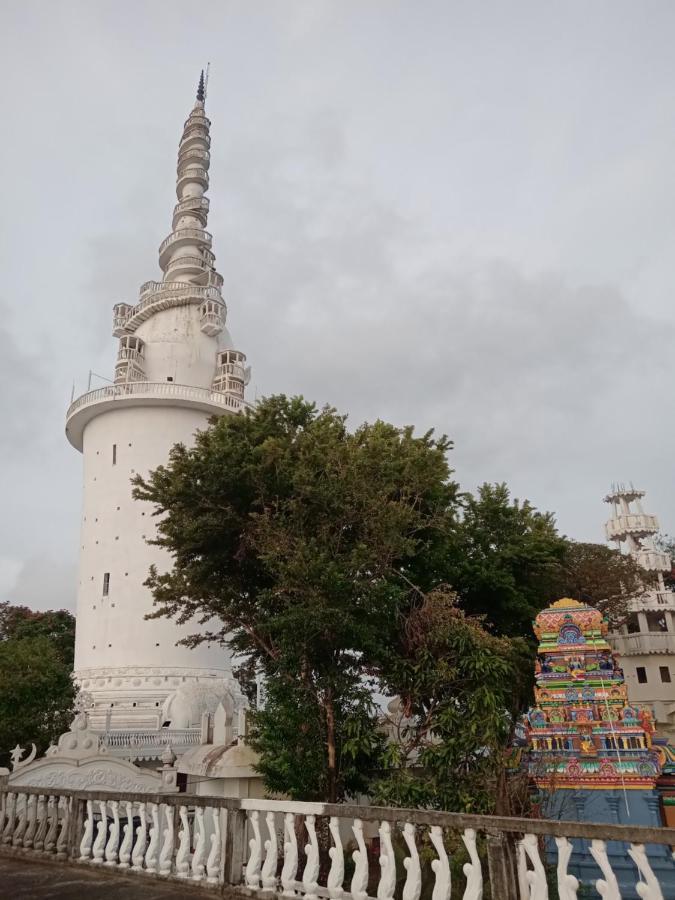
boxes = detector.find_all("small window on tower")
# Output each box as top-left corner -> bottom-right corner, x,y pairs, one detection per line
167,376 -> 173,382
636,666 -> 648,684
112,443 -> 117,465
660,666 -> 671,683
102,572 -> 110,596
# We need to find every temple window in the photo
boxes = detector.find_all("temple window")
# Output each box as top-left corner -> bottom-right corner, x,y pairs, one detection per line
636,666 -> 648,684
626,614 -> 640,634
645,611 -> 668,632
660,666 -> 671,683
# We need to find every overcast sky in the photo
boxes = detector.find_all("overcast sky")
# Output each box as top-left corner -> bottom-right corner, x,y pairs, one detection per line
1,1 -> 674,613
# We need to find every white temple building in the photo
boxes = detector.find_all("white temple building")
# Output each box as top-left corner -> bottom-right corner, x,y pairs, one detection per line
604,484 -> 675,740
64,72 -> 249,761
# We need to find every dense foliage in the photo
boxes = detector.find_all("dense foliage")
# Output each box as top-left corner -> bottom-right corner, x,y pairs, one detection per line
134,395 -> 647,809
135,396 -> 457,802
0,604 -> 76,767
372,591 -> 529,812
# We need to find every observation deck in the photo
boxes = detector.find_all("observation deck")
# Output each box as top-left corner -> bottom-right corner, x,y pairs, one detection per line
605,513 -> 660,542
177,147 -> 210,169
609,631 -> 675,656
172,196 -> 209,228
66,381 -> 249,451
158,227 -> 212,269
112,282 -> 225,335
176,167 -> 208,194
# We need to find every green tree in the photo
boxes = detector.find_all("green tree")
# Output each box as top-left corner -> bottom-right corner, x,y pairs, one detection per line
133,395 -> 458,802
445,483 -> 566,638
371,590 -> 528,814
550,540 -> 655,627
444,485 -> 647,636
655,534 -> 675,590
0,604 -> 76,768
0,604 -> 76,667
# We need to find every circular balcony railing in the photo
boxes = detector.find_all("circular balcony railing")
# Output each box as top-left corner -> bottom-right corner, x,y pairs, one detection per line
177,168 -> 209,194
606,514 -> 660,541
158,227 -> 212,268
172,196 -> 209,219
66,382 -> 250,451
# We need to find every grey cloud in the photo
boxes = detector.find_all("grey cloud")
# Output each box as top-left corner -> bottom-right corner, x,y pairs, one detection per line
1,2 -> 675,613
0,300 -> 53,456
7,556 -> 77,613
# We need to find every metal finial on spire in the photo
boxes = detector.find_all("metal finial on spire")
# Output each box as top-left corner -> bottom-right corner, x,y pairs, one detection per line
197,70 -> 205,102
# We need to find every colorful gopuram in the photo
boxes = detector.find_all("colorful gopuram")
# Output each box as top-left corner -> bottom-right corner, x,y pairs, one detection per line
525,598 -> 674,895
528,598 -> 659,792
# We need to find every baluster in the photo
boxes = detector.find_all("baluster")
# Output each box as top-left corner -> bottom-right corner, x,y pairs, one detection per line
262,811 -> 278,890
245,809 -> 263,889
131,802 -> 148,869
21,795 -> 36,849
351,818 -> 369,900
1,792 -> 16,845
118,801 -> 134,868
56,797 -> 70,859
303,814 -> 320,900
44,796 -> 59,852
12,794 -> 28,846
327,816 -> 344,900
628,843 -> 664,900
92,800 -> 108,863
79,800 -> 94,860
191,806 -> 206,882
176,806 -> 191,878
145,802 -> 160,873
104,800 -> 120,866
402,822 -> 421,900
159,804 -> 174,876
590,839 -> 621,900
521,833 -> 549,899
554,837 -> 580,900
461,828 -> 483,900
34,796 -> 48,852
517,841 -> 530,900
206,806 -> 222,885
281,812 -> 298,896
22,795 -> 38,848
430,826 -> 451,900
377,821 -> 396,900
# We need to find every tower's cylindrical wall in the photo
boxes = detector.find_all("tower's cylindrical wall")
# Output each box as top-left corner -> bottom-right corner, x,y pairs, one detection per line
135,305 -> 231,387
74,403 -> 234,728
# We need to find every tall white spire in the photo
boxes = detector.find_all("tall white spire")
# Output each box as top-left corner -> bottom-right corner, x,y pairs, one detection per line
159,70 -> 222,296
104,74 -> 249,399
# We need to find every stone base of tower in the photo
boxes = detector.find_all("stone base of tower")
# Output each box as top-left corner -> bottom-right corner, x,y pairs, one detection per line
75,665 -> 247,759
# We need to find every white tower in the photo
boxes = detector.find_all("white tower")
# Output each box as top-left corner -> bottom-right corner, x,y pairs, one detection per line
66,73 -> 248,751
604,484 -> 675,739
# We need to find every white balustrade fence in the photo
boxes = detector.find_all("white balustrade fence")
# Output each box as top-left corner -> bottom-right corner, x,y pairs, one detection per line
1,786 -> 674,898
100,728 -> 202,758
67,381 -> 250,419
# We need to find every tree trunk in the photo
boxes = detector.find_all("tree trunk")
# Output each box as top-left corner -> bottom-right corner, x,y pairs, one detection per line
494,763 -> 511,817
324,691 -> 337,804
